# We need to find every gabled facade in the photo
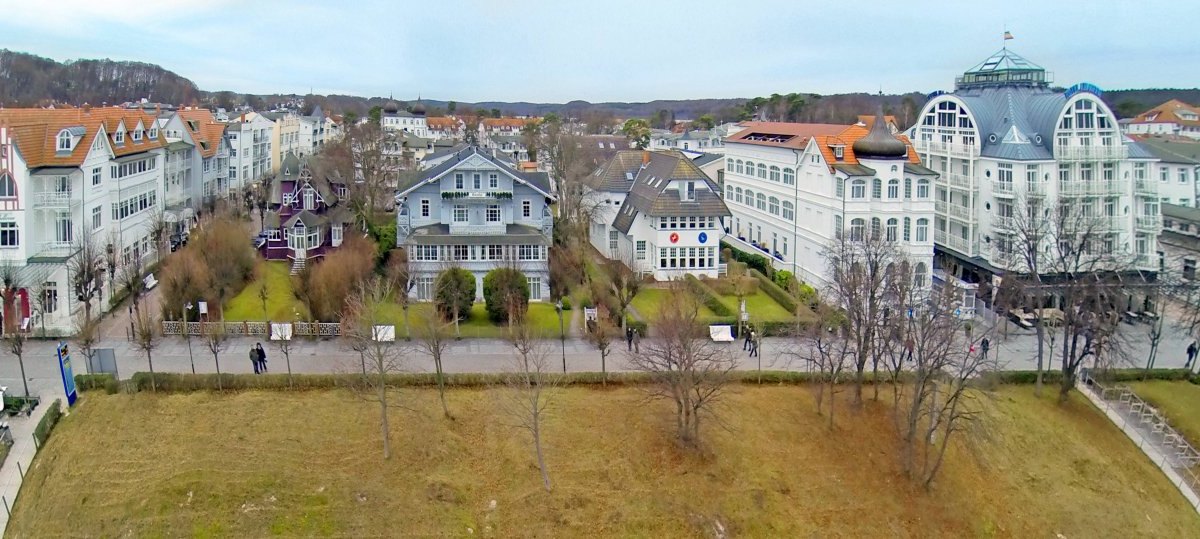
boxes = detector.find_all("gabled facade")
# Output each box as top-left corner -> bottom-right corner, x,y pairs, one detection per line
0,106 -> 169,335
395,145 -> 555,301
588,150 -> 731,279
426,117 -> 465,141
1125,100 -> 1200,140
1134,136 -> 1200,207
724,117 -> 938,290
223,112 -> 274,191
381,101 -> 429,137
159,108 -> 228,222
257,152 -> 354,274
479,118 -> 536,162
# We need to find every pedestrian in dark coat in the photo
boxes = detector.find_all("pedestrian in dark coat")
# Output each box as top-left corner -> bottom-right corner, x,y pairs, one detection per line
1187,341 -> 1198,369
256,343 -> 268,373
981,338 -> 990,359
249,347 -> 260,374
626,326 -> 634,351
743,326 -> 753,351
632,328 -> 641,353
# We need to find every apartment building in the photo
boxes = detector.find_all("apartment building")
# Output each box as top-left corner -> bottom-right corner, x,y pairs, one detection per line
223,113 -> 274,192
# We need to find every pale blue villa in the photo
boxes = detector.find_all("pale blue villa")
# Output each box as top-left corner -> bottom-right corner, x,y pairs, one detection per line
394,146 -> 555,301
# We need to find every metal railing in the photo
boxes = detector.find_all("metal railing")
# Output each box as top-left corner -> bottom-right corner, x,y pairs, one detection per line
161,320 -> 343,337
937,232 -> 978,257
992,215 -> 1015,230
947,203 -> 973,222
1055,144 -> 1129,161
1136,179 -> 1158,195
944,172 -> 972,190
993,180 -> 1014,196
1137,216 -> 1162,230
923,140 -> 980,158
32,191 -> 74,208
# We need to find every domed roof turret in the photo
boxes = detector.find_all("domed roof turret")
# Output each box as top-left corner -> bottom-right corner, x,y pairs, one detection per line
411,102 -> 426,115
383,100 -> 400,114
852,112 -> 907,158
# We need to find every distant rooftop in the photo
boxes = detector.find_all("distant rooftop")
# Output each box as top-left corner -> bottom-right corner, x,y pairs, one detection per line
956,47 -> 1052,90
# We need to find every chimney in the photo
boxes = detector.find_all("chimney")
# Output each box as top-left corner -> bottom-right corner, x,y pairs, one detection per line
642,150 -> 650,165
82,103 -> 92,113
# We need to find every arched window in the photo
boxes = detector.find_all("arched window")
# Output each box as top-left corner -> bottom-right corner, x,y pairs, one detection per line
871,217 -> 882,239
769,166 -> 781,182
726,185 -> 734,200
850,218 -> 865,241
887,179 -> 900,199
886,218 -> 898,242
727,160 -> 734,172
744,188 -> 753,205
851,179 -> 866,199
891,165 -> 899,173
744,161 -> 754,174
914,262 -> 928,288
756,192 -> 766,211
917,179 -> 930,199
836,177 -> 845,198
736,160 -> 744,174
903,217 -> 911,241
904,178 -> 912,199
735,187 -> 744,203
757,163 -> 767,179
57,130 -> 72,151
916,218 -> 929,242
0,173 -> 15,198
782,201 -> 794,220
872,178 -> 882,199
783,168 -> 795,185
768,196 -> 780,215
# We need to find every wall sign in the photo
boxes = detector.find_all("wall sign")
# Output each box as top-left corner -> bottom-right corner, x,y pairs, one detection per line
669,232 -> 679,244
698,232 -> 709,244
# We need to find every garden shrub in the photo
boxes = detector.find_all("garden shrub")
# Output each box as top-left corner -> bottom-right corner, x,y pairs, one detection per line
32,399 -> 63,449
684,274 -> 734,317
721,241 -> 775,278
295,234 -> 376,321
560,297 -> 572,311
773,270 -> 799,294
796,282 -> 818,308
483,267 -> 530,323
74,374 -> 115,391
749,269 -> 798,313
435,267 -> 475,321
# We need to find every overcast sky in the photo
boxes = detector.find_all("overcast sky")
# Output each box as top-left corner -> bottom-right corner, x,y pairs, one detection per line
2,0 -> 1196,103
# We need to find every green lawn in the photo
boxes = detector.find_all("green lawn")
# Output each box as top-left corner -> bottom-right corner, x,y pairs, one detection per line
223,262 -> 309,322
631,288 -> 720,321
631,287 -> 800,325
373,302 -> 562,339
1130,381 -> 1200,447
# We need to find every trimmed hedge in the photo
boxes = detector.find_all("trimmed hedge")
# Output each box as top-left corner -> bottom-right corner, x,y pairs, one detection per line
721,241 -> 775,278
32,399 -> 63,449
75,374 -> 114,391
684,274 -> 734,317
749,268 -> 798,314
625,316 -> 648,336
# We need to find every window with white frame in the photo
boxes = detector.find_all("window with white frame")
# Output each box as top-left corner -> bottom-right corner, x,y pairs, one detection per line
886,218 -> 898,242
453,245 -> 470,260
916,179 -> 930,199
757,163 -> 766,178
518,244 -> 542,260
453,205 -> 467,222
903,217 -> 911,241
42,281 -> 59,314
527,277 -> 542,300
768,196 -> 779,215
57,130 -> 72,151
486,205 -> 500,222
91,206 -> 102,231
833,215 -> 843,239
0,221 -> 17,247
636,240 -> 646,260
332,225 -> 343,246
851,179 -> 866,199
92,167 -> 102,186
872,178 -> 882,199
455,173 -> 464,189
916,218 -> 929,242
783,168 -> 795,185
489,173 -> 499,189
416,277 -> 435,300
769,166 -> 781,182
782,201 -> 794,220
850,218 -> 865,241
420,199 -> 430,217
114,129 -> 125,144
609,230 -> 618,251
522,200 -> 531,218
414,245 -> 440,261
473,173 -> 481,189
756,193 -> 766,211
887,179 -> 900,199
836,178 -> 844,198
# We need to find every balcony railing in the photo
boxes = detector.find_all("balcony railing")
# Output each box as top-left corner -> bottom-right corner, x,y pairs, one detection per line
32,191 -> 75,208
991,249 -> 1017,268
993,180 -> 1014,196
944,172 -> 972,190
937,231 -> 978,257
1054,144 -> 1129,161
1026,182 -> 1046,197
947,203 -> 973,222
35,241 -> 75,258
992,215 -> 1015,230
448,223 -> 506,236
1135,179 -> 1157,195
1136,216 -> 1162,230
923,140 -> 980,158
1058,180 -> 1120,196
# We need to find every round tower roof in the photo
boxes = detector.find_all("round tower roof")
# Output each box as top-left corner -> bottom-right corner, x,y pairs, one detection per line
852,114 -> 908,158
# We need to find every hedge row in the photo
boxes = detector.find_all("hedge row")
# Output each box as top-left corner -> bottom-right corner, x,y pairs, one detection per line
32,399 -> 63,450
749,268 -> 798,314
110,367 -> 1200,395
721,241 -> 775,278
75,374 -> 114,391
684,274 -> 734,317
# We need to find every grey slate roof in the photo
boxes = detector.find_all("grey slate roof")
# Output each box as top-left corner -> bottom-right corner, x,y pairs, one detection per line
904,162 -> 938,176
1163,203 -> 1200,223
603,150 -> 731,234
422,142 -> 470,164
283,210 -> 323,229
1136,138 -> 1200,164
396,145 -> 554,199
832,163 -> 876,176
690,152 -> 723,167
406,223 -> 549,245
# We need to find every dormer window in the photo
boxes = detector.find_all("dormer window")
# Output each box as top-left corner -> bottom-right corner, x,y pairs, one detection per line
833,145 -> 844,160
149,127 -> 158,139
132,129 -> 142,142
114,129 -> 125,144
57,130 -> 73,151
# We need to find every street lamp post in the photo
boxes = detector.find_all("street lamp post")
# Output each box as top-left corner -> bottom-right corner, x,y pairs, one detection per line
555,299 -> 566,373
184,302 -> 196,374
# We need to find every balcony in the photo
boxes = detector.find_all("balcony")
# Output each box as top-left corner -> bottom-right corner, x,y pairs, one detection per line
1135,179 -> 1157,196
1058,180 -> 1119,196
947,203 -> 973,222
448,222 -> 507,236
1136,216 -> 1162,230
944,172 -> 972,190
32,191 -> 76,209
937,231 -> 978,257
992,215 -> 1016,230
923,140 -> 980,158
991,249 -> 1017,268
1054,144 -> 1129,161
33,240 -> 75,259
1026,182 -> 1046,197
993,180 -> 1014,197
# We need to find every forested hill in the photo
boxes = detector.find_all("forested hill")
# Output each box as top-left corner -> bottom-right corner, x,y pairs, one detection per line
0,49 -> 200,107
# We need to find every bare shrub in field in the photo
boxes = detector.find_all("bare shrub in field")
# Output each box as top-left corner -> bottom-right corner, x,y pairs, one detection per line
160,247 -> 213,319
297,234 -> 377,321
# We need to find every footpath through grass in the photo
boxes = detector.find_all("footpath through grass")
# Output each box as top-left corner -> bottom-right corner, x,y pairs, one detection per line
1130,380 -> 1200,447
9,385 -> 1199,537
223,261 -> 308,322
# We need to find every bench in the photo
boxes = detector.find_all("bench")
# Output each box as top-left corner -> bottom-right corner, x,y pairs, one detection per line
143,273 -> 159,290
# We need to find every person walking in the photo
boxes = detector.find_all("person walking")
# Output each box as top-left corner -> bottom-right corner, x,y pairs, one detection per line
743,325 -> 753,351
256,342 -> 268,373
1187,340 -> 1198,370
249,346 -> 260,374
632,328 -> 641,353
626,326 -> 634,352
749,331 -> 759,358
981,338 -> 990,360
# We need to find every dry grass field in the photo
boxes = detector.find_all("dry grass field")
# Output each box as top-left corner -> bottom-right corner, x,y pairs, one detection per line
1131,380 -> 1200,446
9,385 -> 1200,538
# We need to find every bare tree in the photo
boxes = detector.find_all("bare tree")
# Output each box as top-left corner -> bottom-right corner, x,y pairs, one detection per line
345,277 -> 409,459
131,306 -> 160,392
387,248 -> 416,340
604,259 -> 640,334
74,312 -> 101,379
824,231 -> 899,406
146,205 -> 171,264
322,123 -> 401,230
69,234 -> 106,333
202,321 -> 229,390
117,254 -> 148,320
499,306 -> 559,491
792,302 -> 853,429
412,311 -> 454,419
1,264 -> 30,397
627,283 -> 735,448
257,282 -> 270,323
583,304 -> 618,385
272,320 -> 296,387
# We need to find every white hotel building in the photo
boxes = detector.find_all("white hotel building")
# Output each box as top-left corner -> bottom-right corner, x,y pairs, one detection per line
908,47 -> 1160,296
722,117 -> 938,290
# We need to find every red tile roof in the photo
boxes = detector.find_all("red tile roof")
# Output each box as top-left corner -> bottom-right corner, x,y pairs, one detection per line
0,107 -> 166,168
725,121 -> 847,149
1130,99 -> 1200,127
814,124 -> 921,170
176,108 -> 225,158
482,118 -> 535,129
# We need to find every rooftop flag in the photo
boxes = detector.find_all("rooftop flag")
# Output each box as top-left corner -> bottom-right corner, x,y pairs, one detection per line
1004,31 -> 1014,40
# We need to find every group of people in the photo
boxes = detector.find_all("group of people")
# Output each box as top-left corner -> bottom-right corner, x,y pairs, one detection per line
743,327 -> 761,358
249,343 -> 268,374
625,326 -> 642,353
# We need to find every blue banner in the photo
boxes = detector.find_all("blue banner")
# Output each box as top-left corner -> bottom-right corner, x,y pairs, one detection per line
57,341 -> 77,406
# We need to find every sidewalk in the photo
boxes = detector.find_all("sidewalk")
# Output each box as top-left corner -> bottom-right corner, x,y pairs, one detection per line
0,390 -> 57,535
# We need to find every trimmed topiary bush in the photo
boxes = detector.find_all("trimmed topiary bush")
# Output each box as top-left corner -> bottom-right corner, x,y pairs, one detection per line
435,268 -> 475,321
483,267 -> 530,323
